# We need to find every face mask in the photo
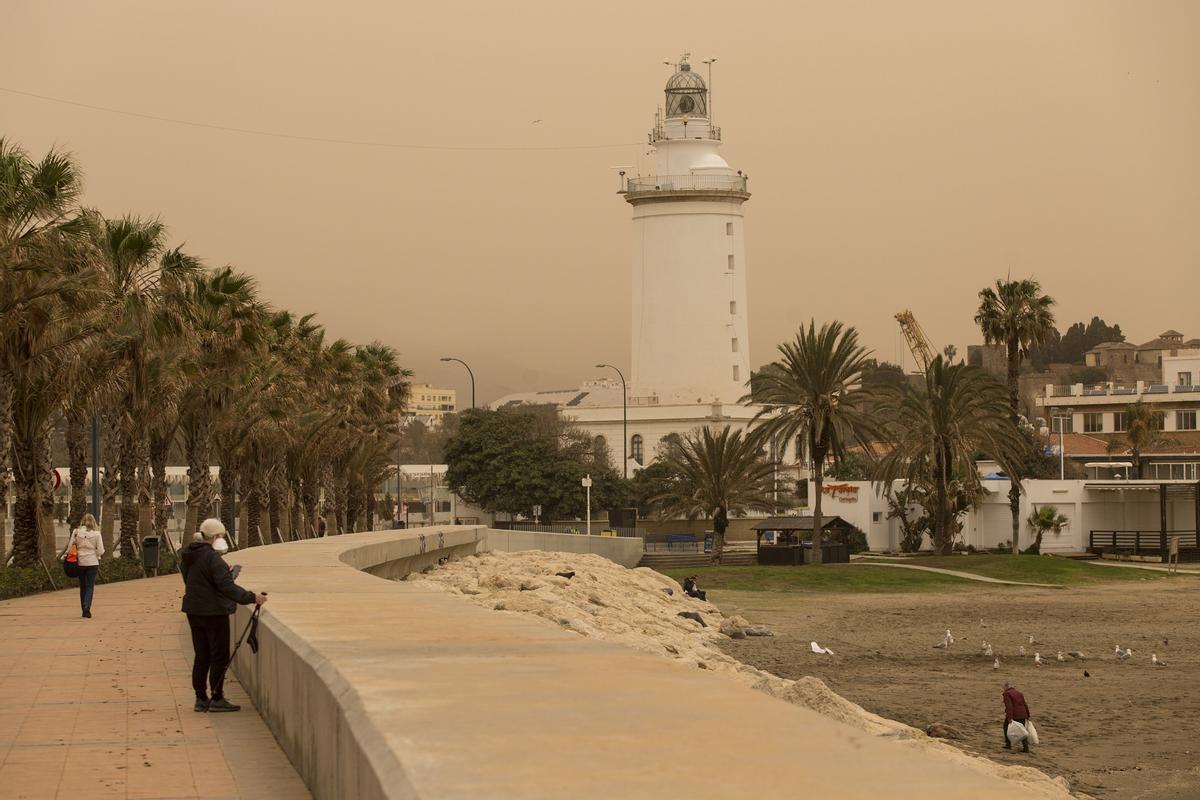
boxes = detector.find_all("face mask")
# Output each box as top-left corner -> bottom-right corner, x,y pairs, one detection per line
212,536 -> 229,554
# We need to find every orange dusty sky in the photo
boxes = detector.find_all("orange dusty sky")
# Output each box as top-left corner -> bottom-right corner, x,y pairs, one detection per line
3,1 -> 1198,403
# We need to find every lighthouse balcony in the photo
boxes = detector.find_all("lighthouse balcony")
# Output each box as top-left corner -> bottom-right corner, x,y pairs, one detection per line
622,173 -> 749,202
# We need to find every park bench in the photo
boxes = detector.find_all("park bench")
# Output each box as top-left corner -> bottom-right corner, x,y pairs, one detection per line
665,533 -> 699,552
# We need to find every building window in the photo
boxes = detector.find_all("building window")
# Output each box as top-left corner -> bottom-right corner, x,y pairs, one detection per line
731,338 -> 739,352
1052,414 -> 1074,434
1113,412 -> 1129,433
1180,372 -> 1194,387
1083,413 -> 1103,433
630,434 -> 643,465
726,222 -> 733,235
872,512 -> 882,524
729,300 -> 737,315
727,254 -> 735,270
732,365 -> 740,382
1177,411 -> 1198,431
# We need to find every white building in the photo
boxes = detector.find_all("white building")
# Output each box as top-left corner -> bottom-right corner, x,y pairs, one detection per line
493,57 -> 797,474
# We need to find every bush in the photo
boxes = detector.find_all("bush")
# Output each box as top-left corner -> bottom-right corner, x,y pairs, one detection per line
0,550 -> 180,601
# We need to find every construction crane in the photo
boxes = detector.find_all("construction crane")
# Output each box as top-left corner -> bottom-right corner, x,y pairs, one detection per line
895,310 -> 936,374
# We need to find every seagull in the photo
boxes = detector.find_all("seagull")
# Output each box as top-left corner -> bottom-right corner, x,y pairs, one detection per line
1028,635 -> 1036,645
984,644 -> 994,657
1114,644 -> 1123,658
1019,645 -> 1027,657
531,119 -> 543,124
1152,653 -> 1167,667
945,629 -> 955,645
979,618 -> 986,628
1034,652 -> 1043,667
1056,651 -> 1066,662
993,658 -> 1001,670
1117,647 -> 1132,661
1068,651 -> 1087,660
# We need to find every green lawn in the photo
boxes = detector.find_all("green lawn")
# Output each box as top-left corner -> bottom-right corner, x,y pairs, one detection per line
661,565 -> 977,594
857,554 -> 1182,586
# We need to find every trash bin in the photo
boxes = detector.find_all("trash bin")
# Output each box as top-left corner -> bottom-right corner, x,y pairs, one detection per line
141,536 -> 160,571
703,531 -> 714,553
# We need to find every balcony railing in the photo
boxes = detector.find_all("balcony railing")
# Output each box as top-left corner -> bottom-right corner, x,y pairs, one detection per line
624,174 -> 748,195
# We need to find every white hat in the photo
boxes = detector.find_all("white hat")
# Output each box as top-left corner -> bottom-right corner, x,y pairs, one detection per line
199,518 -> 227,539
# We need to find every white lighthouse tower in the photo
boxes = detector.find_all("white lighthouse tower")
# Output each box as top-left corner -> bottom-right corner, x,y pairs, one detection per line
622,56 -> 751,405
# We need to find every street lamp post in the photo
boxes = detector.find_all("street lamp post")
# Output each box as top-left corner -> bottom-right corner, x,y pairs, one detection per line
595,364 -> 628,478
582,474 -> 593,536
439,357 -> 475,409
1052,408 -> 1073,480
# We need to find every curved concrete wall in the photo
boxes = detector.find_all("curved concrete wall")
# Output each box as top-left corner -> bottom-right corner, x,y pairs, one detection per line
229,528 -> 1069,800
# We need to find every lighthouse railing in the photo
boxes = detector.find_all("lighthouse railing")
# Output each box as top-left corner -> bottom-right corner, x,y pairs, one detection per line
625,174 -> 748,194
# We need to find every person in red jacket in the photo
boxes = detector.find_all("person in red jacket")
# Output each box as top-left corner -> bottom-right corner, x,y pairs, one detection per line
1003,682 -> 1032,752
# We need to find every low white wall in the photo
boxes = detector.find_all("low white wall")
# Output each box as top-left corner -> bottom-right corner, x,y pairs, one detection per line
483,529 -> 644,568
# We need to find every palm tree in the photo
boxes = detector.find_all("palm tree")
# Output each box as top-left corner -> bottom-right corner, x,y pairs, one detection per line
745,320 -> 877,564
873,357 -> 1028,554
1109,401 -> 1168,479
975,278 -> 1056,554
91,214 -> 200,557
652,425 -> 776,563
1025,505 -> 1069,554
0,141 -> 102,566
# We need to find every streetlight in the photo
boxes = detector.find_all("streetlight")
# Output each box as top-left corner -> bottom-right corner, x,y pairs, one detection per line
440,357 -> 475,409
596,363 -> 628,478
582,474 -> 593,536
1052,407 -> 1073,480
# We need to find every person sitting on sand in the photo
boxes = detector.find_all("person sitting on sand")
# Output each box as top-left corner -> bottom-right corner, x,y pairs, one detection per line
1002,682 -> 1032,752
682,576 -> 706,601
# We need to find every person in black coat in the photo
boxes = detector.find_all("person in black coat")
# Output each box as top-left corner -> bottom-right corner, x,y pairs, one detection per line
180,518 -> 267,712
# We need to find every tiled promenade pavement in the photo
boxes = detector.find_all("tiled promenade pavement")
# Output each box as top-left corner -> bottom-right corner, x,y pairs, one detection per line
0,571 -> 310,799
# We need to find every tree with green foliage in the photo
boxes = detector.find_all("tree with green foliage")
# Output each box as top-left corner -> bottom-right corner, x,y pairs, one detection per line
626,457 -> 675,519
825,451 -> 873,480
747,320 -> 877,564
975,277 -> 1057,555
1025,505 -> 1069,554
651,425 -> 776,563
443,405 -> 623,522
1108,401 -> 1169,479
873,358 -> 1027,555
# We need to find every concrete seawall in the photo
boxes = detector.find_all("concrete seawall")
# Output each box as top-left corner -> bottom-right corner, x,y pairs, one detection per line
228,528 -> 1070,800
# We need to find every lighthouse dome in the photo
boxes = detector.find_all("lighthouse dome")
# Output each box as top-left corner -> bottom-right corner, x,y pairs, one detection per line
664,62 -> 708,118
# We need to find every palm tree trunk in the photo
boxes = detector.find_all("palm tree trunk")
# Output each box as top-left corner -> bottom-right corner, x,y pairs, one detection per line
0,376 -> 11,565
810,436 -> 826,565
1007,334 -> 1022,555
9,430 -> 41,567
150,433 -> 170,539
245,490 -> 261,547
66,411 -> 89,529
184,418 -> 213,535
219,462 -> 238,544
301,479 -> 318,538
38,430 -> 57,564
99,414 -> 119,558
117,430 -> 139,558
366,491 -> 376,532
267,474 -> 283,543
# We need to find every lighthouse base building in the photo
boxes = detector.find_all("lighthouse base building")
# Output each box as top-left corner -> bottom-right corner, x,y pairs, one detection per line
493,57 -> 804,476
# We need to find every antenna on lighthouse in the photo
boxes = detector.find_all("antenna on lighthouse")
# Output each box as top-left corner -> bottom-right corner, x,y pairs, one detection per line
702,57 -> 718,123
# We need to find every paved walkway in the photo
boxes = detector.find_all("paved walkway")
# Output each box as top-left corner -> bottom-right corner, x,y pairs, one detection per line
848,560 -> 1061,587
0,572 -> 309,799
1083,559 -> 1200,573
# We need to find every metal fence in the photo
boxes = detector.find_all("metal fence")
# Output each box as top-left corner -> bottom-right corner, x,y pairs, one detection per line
498,522 -> 644,538
625,174 -> 748,194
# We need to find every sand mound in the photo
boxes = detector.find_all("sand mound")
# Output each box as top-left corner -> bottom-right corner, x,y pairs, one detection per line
405,550 -> 1081,798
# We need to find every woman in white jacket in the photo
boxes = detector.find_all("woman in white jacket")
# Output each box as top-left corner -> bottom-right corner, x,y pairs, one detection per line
71,513 -> 104,618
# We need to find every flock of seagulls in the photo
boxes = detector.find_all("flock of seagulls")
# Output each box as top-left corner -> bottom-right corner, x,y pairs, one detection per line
937,627 -> 1173,672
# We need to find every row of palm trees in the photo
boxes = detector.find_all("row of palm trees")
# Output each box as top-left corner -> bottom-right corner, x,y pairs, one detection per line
657,276 -> 1059,562
1,139 -> 410,567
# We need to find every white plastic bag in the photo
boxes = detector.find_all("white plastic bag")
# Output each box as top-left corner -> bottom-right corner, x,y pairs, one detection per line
1025,719 -> 1040,745
1007,720 -> 1028,744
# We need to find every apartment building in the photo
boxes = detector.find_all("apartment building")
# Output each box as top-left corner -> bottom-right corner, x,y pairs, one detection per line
1037,354 -> 1200,479
404,383 -> 457,426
